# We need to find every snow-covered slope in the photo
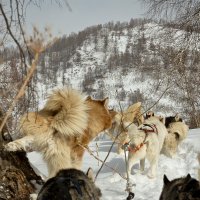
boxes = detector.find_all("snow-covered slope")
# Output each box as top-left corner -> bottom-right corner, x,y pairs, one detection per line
32,20 -> 198,123
28,129 -> 200,200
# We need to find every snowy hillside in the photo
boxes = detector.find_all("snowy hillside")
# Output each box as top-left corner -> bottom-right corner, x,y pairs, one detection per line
32,19 -> 200,127
28,129 -> 200,200
3,19 -> 200,130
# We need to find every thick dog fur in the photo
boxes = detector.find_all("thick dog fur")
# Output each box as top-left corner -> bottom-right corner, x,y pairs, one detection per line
161,115 -> 189,158
125,116 -> 167,178
5,88 -> 112,179
37,168 -> 101,200
159,174 -> 200,200
106,102 -> 144,154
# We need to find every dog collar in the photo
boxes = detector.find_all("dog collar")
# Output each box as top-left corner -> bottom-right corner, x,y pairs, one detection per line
123,142 -> 145,153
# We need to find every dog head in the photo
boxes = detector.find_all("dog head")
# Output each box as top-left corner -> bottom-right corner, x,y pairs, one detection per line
145,111 -> 154,119
159,174 -> 200,200
109,102 -> 144,133
123,102 -> 144,125
86,96 -> 113,132
145,111 -> 165,123
37,168 -> 102,200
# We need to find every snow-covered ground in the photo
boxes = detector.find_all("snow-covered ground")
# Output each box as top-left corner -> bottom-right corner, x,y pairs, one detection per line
28,129 -> 200,200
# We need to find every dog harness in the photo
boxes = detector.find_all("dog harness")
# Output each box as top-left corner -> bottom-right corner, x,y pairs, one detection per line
140,123 -> 158,135
124,123 -> 158,153
125,142 -> 145,153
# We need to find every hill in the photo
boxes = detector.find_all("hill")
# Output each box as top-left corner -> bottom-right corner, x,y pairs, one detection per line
1,18 -> 200,128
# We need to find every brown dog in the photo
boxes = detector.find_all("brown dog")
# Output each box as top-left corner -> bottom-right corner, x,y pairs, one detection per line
5,88 -> 112,179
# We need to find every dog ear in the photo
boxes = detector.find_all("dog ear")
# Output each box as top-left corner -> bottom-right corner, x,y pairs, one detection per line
185,174 -> 191,181
175,113 -> 180,122
163,174 -> 170,185
86,96 -> 92,101
174,132 -> 180,140
145,111 -> 154,119
109,109 -> 118,119
147,111 -> 154,116
102,97 -> 109,107
86,167 -> 95,182
159,116 -> 165,124
126,102 -> 142,113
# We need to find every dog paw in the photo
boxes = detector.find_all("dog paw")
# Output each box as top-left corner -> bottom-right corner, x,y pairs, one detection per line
30,193 -> 38,200
147,173 -> 156,179
4,142 -> 24,152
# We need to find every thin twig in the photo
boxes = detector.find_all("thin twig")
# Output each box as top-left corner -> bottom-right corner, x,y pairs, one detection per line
79,144 -> 127,181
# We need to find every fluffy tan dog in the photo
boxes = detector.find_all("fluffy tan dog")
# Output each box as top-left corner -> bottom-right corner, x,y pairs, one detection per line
161,120 -> 189,158
5,88 -> 112,179
106,102 -> 144,154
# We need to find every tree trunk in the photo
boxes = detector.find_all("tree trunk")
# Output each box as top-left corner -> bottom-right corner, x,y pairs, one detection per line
0,114 -> 43,200
0,143 -> 43,200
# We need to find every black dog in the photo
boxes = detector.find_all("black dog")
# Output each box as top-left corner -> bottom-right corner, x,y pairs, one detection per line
37,168 -> 102,200
160,174 -> 200,200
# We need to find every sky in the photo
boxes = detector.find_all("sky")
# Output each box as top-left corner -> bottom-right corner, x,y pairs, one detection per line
25,0 -> 147,37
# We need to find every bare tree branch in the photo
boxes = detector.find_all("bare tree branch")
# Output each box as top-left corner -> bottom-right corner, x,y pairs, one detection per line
0,3 -> 26,66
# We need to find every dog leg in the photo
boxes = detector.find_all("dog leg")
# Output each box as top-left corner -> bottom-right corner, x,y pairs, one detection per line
147,158 -> 158,179
30,193 -> 38,200
45,144 -> 73,179
71,147 -> 84,169
127,154 -> 138,177
140,158 -> 145,172
4,135 -> 34,152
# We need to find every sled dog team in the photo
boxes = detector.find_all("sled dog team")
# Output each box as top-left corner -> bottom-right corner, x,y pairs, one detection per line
4,87 -> 199,199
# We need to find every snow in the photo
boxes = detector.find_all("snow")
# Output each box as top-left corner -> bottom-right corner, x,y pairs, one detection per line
27,129 -> 200,200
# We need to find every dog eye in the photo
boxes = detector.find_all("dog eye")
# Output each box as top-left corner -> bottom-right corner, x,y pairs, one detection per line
78,180 -> 84,185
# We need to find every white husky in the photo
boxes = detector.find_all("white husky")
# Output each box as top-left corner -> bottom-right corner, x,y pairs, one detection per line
124,116 -> 167,178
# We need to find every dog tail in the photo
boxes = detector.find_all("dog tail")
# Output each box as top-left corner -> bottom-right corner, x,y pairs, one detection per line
39,88 -> 90,137
168,122 -> 189,141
